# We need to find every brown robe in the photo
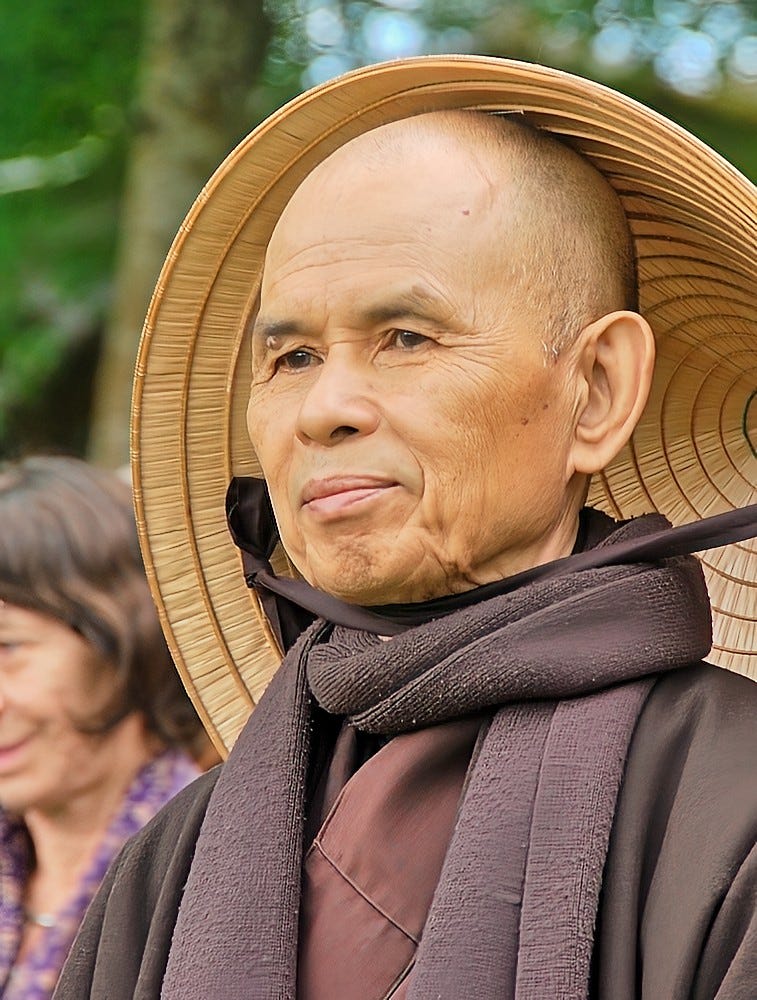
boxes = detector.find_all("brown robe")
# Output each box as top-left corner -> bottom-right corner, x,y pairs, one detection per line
299,717 -> 483,998
54,662 -> 756,1000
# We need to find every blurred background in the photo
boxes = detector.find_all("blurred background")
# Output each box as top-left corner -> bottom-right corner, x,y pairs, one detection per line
2,0 -> 755,468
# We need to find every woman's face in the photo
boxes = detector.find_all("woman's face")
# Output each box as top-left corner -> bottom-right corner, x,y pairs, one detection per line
0,602 -> 128,816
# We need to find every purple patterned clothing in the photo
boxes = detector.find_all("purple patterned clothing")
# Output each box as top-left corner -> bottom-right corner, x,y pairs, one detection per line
0,748 -> 199,1000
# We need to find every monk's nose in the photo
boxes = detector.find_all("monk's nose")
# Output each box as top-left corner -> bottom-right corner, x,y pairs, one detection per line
295,357 -> 380,446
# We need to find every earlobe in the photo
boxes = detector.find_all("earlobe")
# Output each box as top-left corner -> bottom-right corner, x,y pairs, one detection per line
570,311 -> 656,476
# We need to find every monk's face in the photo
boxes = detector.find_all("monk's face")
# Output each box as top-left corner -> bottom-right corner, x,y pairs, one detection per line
247,121 -> 584,604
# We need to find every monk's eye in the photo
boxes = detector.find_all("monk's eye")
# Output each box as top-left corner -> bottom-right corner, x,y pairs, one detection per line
274,349 -> 320,373
390,329 -> 429,350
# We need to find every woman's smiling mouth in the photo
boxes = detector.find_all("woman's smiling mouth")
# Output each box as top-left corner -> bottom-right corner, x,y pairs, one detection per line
0,736 -> 32,772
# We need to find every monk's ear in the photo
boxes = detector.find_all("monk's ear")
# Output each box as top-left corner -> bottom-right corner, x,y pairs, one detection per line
568,310 -> 656,476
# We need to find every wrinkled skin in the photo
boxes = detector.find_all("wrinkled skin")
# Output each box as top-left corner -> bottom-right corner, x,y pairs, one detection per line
247,124 -> 595,605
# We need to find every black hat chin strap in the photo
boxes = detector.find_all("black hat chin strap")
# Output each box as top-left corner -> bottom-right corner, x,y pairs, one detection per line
225,477 -> 401,648
226,476 -> 757,655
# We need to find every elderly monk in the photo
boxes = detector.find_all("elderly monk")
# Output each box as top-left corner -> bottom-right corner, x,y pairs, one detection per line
55,60 -> 756,1000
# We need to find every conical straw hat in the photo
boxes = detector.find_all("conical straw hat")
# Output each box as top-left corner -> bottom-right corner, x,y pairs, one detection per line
131,56 -> 756,756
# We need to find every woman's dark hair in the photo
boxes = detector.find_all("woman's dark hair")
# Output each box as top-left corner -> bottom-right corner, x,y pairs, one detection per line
0,455 -> 203,749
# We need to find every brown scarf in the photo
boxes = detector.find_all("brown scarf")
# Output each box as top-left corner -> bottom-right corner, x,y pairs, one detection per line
160,513 -> 712,1000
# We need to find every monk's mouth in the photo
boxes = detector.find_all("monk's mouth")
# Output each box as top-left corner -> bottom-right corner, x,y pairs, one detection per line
301,477 -> 399,517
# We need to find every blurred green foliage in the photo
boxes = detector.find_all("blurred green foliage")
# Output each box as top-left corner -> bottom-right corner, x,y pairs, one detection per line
0,0 -> 144,454
0,1 -> 142,156
1,0 -> 754,459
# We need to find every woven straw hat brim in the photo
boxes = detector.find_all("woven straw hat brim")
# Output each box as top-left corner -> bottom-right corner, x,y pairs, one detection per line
131,56 -> 757,756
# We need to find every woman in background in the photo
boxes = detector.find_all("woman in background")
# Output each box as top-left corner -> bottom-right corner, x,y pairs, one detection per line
0,455 -> 208,999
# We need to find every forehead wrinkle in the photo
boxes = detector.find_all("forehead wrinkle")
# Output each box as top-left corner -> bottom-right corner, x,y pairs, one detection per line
268,232 -> 426,276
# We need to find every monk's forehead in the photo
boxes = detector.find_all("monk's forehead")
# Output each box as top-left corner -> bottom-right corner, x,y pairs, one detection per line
298,111 -> 509,193
265,113 -> 518,262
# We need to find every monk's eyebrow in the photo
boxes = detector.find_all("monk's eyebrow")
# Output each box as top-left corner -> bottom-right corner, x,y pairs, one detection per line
362,288 -> 449,326
362,303 -> 434,326
251,287 -> 449,346
251,318 -> 306,348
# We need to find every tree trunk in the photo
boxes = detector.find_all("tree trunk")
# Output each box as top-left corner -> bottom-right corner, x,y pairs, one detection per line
88,0 -> 272,467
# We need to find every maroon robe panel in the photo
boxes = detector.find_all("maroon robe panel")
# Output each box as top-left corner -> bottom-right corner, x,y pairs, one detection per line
297,716 -> 483,999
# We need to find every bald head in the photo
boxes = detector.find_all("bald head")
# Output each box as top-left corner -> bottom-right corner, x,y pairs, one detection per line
272,109 -> 637,356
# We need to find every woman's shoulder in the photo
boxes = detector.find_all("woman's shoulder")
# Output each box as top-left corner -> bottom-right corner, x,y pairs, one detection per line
116,764 -> 221,868
53,765 -> 223,999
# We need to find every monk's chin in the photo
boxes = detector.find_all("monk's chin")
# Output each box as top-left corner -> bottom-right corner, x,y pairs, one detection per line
307,572 -> 412,607
303,561 -> 452,607
295,535 -> 465,605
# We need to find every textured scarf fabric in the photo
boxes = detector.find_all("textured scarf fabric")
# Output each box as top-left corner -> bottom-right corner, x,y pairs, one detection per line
161,513 -> 713,1000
